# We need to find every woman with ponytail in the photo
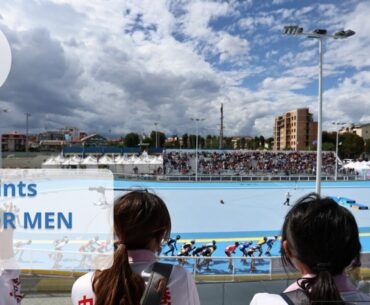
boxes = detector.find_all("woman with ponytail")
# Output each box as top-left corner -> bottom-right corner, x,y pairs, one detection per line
250,193 -> 370,305
71,191 -> 200,305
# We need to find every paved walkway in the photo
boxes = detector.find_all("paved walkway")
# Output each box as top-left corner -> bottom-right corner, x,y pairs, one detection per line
23,294 -> 71,305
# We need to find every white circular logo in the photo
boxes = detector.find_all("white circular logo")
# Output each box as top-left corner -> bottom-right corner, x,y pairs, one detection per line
0,29 -> 12,87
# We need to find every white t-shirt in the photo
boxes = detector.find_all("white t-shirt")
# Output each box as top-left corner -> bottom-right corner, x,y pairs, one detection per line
0,270 -> 21,305
71,250 -> 200,305
250,274 -> 370,305
250,290 -> 370,305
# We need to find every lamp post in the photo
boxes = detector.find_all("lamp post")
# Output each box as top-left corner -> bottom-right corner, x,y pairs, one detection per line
332,122 -> 346,181
191,118 -> 205,181
25,112 -> 31,152
283,26 -> 355,195
0,108 -> 9,168
154,122 -> 159,149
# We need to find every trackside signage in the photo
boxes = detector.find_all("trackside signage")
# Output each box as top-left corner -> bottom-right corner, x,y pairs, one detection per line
0,169 -> 114,270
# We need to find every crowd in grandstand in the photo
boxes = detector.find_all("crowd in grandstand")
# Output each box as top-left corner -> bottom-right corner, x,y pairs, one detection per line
163,151 -> 337,176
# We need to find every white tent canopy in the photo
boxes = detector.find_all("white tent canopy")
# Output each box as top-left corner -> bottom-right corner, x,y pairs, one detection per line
41,153 -> 163,173
82,155 -> 98,165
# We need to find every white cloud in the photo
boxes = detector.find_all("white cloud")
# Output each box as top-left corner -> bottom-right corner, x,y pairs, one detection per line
181,1 -> 230,39
216,31 -> 249,62
0,0 -> 369,139
261,76 -> 310,90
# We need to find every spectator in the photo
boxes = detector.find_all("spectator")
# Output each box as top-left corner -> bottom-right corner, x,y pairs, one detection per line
71,191 -> 200,305
250,193 -> 370,305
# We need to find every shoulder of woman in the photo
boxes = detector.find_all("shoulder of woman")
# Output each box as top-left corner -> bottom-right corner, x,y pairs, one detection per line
71,272 -> 95,305
165,265 -> 200,305
167,264 -> 193,283
250,293 -> 288,305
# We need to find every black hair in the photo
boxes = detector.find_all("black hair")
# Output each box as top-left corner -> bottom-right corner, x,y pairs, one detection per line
280,193 -> 361,305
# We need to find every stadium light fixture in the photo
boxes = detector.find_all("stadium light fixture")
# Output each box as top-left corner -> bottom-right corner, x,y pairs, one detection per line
283,25 -> 355,195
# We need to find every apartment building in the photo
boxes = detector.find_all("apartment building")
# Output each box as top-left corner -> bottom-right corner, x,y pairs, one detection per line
273,108 -> 317,151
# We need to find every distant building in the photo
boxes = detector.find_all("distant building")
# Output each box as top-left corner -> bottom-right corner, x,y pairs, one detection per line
273,108 -> 317,151
38,127 -> 87,143
339,123 -> 370,141
39,140 -> 66,151
80,134 -> 108,147
1,132 -> 26,152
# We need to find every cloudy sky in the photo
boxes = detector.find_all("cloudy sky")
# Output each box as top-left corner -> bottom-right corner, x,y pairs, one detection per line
0,0 -> 369,138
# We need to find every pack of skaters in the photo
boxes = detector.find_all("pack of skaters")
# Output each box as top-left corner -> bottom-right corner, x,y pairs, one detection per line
178,240 -> 196,266
50,236 -> 69,269
239,241 -> 253,265
95,240 -> 111,253
78,240 -> 99,268
256,237 -> 267,257
225,242 -> 240,271
164,235 -> 181,256
246,245 -> 259,272
14,240 -> 32,262
192,240 -> 216,257
192,241 -> 216,270
265,236 -> 278,256
197,244 -> 217,271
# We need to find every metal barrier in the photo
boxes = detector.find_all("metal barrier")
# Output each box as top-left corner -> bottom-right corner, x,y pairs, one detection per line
17,249 -> 370,283
115,173 -> 359,182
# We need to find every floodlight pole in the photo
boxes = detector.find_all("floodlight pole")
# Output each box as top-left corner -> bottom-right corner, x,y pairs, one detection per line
25,112 -> 31,152
0,108 -> 9,168
154,122 -> 159,149
283,26 -> 355,195
316,37 -> 323,195
191,118 -> 204,182
332,122 -> 346,181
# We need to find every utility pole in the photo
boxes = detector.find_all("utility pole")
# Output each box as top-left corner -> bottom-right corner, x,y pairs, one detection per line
219,103 -> 224,150
25,112 -> 31,152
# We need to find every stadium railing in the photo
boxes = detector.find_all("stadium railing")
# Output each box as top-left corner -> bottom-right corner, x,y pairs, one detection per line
115,173 -> 360,182
17,247 -> 370,283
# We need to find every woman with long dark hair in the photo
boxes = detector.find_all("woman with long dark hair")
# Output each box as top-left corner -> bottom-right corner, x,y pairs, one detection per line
71,191 -> 200,305
250,193 -> 370,305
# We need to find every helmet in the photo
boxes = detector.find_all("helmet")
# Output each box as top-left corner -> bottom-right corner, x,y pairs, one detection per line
264,236 -> 267,241
176,235 -> 181,240
235,242 -> 239,246
274,235 -> 278,240
191,240 -> 195,244
212,240 -> 216,245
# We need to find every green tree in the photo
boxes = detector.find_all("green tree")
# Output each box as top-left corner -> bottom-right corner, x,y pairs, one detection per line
224,137 -> 233,149
206,135 -> 213,149
365,139 -> 370,155
322,131 -> 336,145
322,142 -> 335,151
150,130 -> 166,148
246,138 -> 254,149
182,133 -> 188,148
125,133 -> 140,147
259,136 -> 265,149
339,133 -> 364,159
266,137 -> 274,150
240,137 -> 246,149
